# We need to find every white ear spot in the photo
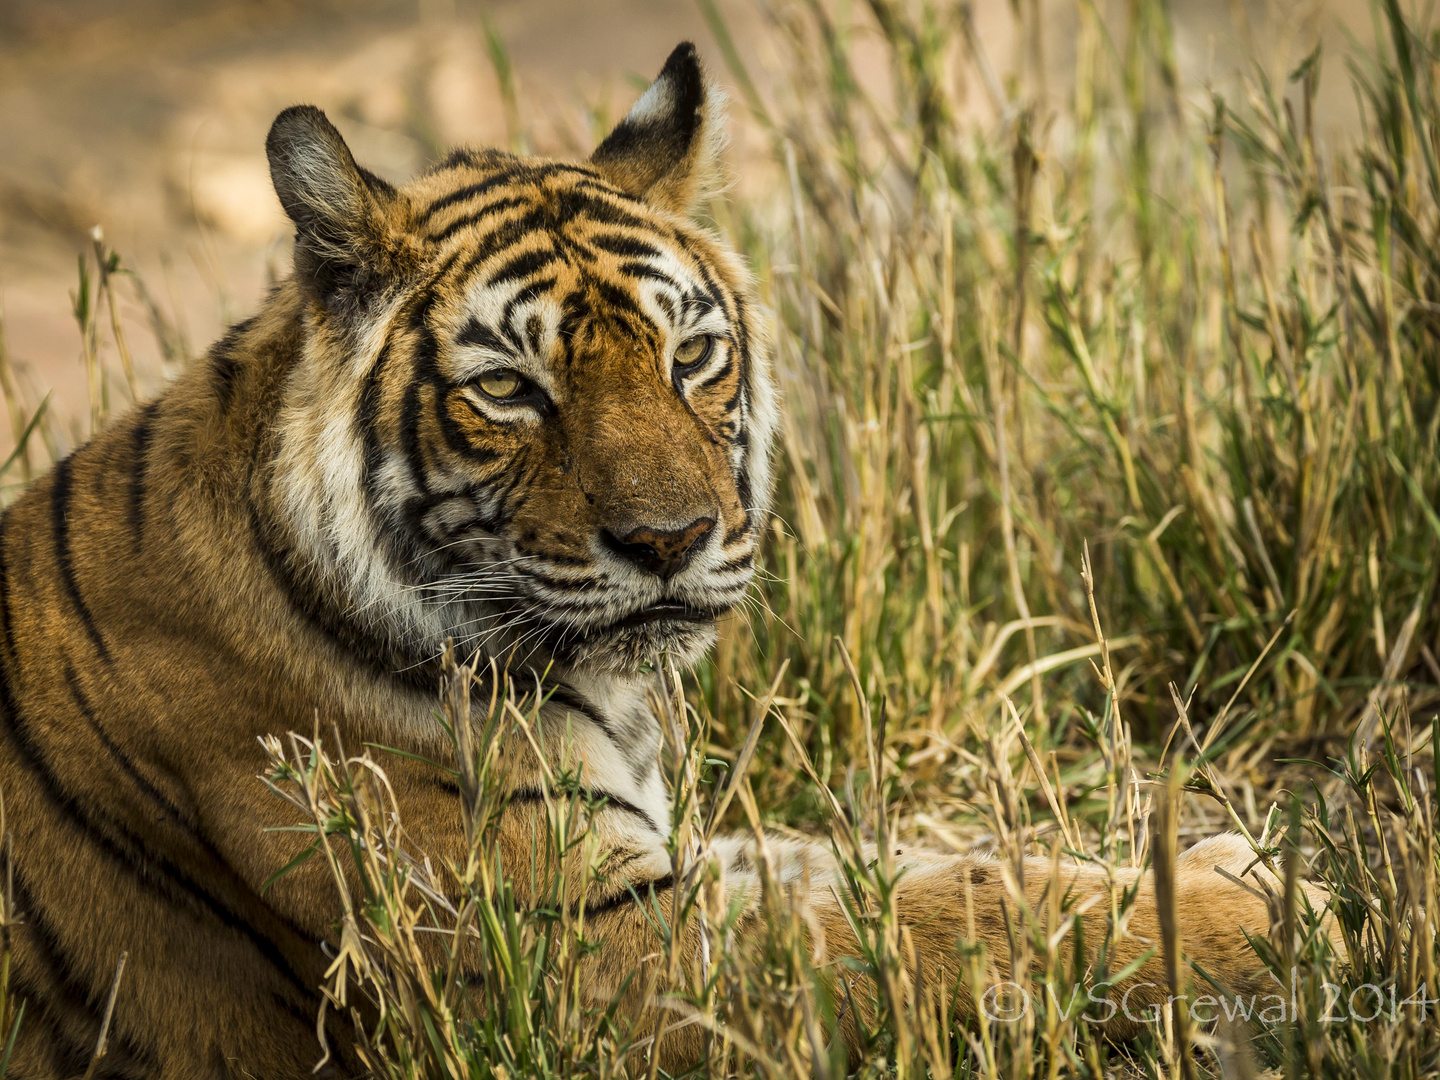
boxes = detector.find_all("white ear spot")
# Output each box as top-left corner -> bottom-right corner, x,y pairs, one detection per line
624,77 -> 676,127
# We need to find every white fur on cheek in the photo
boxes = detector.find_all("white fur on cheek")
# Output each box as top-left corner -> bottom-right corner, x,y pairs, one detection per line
270,301 -> 457,661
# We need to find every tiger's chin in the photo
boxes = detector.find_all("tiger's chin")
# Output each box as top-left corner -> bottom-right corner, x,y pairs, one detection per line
558,608 -> 722,675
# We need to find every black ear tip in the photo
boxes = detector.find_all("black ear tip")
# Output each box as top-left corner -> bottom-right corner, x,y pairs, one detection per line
665,41 -> 699,63
655,42 -> 705,123
659,41 -> 703,85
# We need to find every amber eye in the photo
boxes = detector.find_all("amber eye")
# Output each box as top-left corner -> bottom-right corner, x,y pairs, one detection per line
673,335 -> 714,373
477,369 -> 526,400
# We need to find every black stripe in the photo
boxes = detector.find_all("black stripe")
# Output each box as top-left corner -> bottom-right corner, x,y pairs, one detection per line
128,400 -> 160,555
8,729 -> 320,1002
571,177 -> 648,205
246,485 -> 440,694
680,248 -> 754,495
526,570 -> 603,593
426,148 -> 484,174
540,685 -> 637,761
616,261 -> 680,289
0,531 -> 319,1006
63,664 -> 200,832
592,791 -> 663,835
498,278 -> 558,352
581,873 -> 676,917
356,342 -> 392,498
457,318 -> 509,353
445,190 -> 649,271
502,784 -> 660,830
356,327 -> 435,593
50,454 -> 111,664
591,280 -> 647,324
398,377 -> 432,503
404,487 -> 500,543
425,773 -> 463,795
684,293 -> 718,316
249,347 -> 443,687
716,550 -> 755,573
435,511 -> 493,543
519,549 -> 590,569
484,452 -> 536,517
209,316 -> 255,413
736,469 -> 753,515
0,716 -> 318,1008
602,848 -> 652,878
420,171 -> 524,224
427,195 -> 531,243
276,992 -> 328,1037
697,356 -> 736,393
686,247 -> 748,375
422,147 -> 515,182
518,686 -> 666,834
8,868 -> 130,1075
554,189 -> 654,232
58,668 -> 330,1026
586,234 -> 665,260
420,162 -> 603,227
0,548 -> 104,1077
432,352 -> 525,458
488,246 -> 561,288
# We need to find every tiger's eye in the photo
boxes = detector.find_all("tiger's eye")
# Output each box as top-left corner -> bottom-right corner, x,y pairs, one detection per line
673,336 -> 713,370
478,370 -> 524,400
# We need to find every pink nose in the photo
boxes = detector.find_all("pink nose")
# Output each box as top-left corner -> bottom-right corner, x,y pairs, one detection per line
603,517 -> 715,580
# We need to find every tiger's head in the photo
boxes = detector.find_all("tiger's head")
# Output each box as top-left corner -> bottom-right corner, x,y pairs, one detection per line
262,44 -> 776,678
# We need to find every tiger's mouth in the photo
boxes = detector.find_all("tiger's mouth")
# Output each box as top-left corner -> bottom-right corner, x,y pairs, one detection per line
602,601 -> 721,633
534,599 -> 727,672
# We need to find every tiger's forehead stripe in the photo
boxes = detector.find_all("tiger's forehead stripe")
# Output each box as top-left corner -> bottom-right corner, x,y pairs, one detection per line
416,158 -> 619,225
415,180 -> 748,368
422,172 -> 660,252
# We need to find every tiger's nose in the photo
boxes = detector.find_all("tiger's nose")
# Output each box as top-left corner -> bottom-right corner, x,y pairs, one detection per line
603,517 -> 715,581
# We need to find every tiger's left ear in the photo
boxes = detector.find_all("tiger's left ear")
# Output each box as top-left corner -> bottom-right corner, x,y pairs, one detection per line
590,43 -> 725,215
266,105 -> 417,309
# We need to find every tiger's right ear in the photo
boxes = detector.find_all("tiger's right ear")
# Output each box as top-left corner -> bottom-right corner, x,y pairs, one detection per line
266,105 -> 416,307
590,43 -> 726,215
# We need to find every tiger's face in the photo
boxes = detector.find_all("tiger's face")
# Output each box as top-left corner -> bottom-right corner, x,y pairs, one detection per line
265,44 -> 776,676
386,155 -> 766,673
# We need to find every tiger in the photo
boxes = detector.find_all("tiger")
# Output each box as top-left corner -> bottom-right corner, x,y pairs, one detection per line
0,42 -> 1331,1079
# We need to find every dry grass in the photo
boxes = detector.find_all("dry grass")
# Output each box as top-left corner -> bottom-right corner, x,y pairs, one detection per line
2,0 -> 1439,1076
